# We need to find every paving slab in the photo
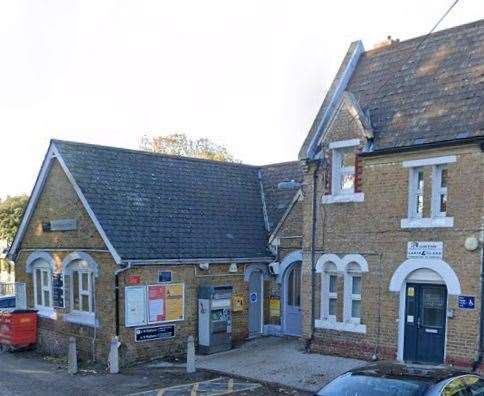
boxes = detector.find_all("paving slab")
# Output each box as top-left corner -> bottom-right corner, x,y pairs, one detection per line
196,336 -> 366,392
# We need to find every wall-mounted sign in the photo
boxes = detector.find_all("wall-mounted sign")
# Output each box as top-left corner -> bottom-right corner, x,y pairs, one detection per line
250,292 -> 257,303
148,283 -> 185,324
42,219 -> 78,232
158,271 -> 172,283
270,297 -> 280,318
52,273 -> 64,308
128,275 -> 141,285
135,325 -> 175,342
458,295 -> 475,310
232,295 -> 244,312
407,241 -> 443,259
125,286 -> 147,327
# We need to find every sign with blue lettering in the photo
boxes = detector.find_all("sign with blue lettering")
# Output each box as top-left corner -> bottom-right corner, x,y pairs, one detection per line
250,292 -> 257,303
135,325 -> 175,342
458,295 -> 475,310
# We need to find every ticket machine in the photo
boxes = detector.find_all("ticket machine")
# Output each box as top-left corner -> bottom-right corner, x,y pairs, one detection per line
198,285 -> 233,354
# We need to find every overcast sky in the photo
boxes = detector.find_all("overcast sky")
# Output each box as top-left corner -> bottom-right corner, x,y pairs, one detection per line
0,0 -> 482,198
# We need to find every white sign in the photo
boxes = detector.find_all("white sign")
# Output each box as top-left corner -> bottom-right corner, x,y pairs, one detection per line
125,286 -> 147,327
407,241 -> 443,259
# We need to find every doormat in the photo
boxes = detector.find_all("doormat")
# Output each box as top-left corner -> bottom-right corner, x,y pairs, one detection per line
127,377 -> 262,396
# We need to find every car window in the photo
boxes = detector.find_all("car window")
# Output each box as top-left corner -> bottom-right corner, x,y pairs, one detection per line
462,375 -> 484,396
0,297 -> 15,308
316,373 -> 431,396
442,377 -> 469,396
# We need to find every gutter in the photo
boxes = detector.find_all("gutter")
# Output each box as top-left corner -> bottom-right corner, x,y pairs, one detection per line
122,257 -> 274,266
360,136 -> 484,158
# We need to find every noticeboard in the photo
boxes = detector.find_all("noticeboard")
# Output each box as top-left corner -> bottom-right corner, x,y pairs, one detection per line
135,324 -> 175,342
147,283 -> 185,324
125,286 -> 147,327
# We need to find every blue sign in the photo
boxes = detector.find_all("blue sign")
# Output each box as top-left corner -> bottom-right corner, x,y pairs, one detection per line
458,295 -> 475,310
250,292 -> 257,303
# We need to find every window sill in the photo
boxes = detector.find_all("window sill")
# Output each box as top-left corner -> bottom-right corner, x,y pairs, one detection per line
315,319 -> 366,334
322,193 -> 364,204
63,313 -> 99,328
401,217 -> 454,229
36,307 -> 57,320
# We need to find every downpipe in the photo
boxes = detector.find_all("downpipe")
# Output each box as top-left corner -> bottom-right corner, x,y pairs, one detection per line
114,263 -> 131,337
472,229 -> 484,372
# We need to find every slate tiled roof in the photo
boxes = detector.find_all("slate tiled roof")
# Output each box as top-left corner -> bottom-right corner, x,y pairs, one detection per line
259,162 -> 303,232
301,19 -> 484,156
54,140 -> 274,261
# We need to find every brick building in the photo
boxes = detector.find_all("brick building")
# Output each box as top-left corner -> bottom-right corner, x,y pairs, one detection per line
7,19 -> 484,367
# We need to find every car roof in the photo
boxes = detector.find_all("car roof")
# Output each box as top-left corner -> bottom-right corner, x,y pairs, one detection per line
0,295 -> 14,299
347,361 -> 472,384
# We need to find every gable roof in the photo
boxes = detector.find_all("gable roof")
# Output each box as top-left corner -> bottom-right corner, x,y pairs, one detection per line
301,19 -> 484,158
10,140 -> 302,264
259,161 -> 304,233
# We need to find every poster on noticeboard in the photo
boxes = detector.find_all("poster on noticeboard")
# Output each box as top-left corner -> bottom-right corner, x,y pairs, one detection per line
147,283 -> 185,324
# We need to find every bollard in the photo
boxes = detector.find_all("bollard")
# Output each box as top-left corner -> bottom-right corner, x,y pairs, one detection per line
186,335 -> 196,373
108,336 -> 121,374
67,337 -> 78,375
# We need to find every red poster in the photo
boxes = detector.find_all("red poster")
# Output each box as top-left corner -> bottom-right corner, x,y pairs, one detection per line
147,285 -> 166,323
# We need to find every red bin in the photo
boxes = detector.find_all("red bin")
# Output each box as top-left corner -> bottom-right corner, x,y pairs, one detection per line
0,310 -> 38,350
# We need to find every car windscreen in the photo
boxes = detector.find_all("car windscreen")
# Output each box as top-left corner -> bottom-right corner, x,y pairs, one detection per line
316,373 -> 432,396
0,297 -> 15,308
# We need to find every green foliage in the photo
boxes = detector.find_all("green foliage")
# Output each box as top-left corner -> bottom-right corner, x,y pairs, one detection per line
0,195 -> 29,244
140,133 -> 238,163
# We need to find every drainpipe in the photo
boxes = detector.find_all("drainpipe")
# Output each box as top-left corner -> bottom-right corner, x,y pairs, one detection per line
472,232 -> 484,372
114,263 -> 131,337
306,158 -> 321,351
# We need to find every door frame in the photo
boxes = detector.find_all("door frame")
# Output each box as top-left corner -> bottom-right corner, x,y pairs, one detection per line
281,260 -> 302,336
248,269 -> 264,337
398,279 -> 448,362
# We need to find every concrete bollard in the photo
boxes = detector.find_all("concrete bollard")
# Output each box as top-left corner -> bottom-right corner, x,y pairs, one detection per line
186,335 -> 196,373
108,336 -> 121,374
67,337 -> 78,375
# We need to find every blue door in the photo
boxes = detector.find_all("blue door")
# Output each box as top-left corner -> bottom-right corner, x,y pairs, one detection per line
248,271 -> 263,338
285,263 -> 302,336
404,283 -> 447,364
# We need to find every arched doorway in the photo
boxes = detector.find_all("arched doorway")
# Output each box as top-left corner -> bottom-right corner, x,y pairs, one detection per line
390,259 -> 461,364
282,261 -> 302,336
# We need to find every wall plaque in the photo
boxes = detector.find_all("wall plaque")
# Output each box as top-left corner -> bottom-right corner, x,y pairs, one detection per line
407,241 -> 443,259
135,325 -> 175,342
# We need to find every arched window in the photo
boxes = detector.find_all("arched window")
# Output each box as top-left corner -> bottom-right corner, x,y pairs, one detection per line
63,252 -> 99,327
26,252 -> 56,317
344,262 -> 363,324
321,262 -> 338,321
316,253 -> 368,333
33,260 -> 53,310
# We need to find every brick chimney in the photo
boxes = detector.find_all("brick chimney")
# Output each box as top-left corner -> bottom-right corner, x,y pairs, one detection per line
373,35 -> 400,49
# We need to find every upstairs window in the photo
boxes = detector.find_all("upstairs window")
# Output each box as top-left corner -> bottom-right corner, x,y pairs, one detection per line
409,167 -> 424,218
334,147 -> 355,194
322,139 -> 364,204
432,165 -> 448,217
402,155 -> 455,228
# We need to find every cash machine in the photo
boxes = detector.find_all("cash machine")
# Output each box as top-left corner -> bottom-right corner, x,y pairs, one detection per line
198,285 -> 233,354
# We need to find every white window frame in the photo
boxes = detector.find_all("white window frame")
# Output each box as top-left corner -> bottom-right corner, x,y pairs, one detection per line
401,155 -> 455,229
71,269 -> 93,314
322,139 -> 364,204
408,167 -> 424,219
323,272 -> 338,322
431,165 -> 448,218
33,262 -> 54,316
62,255 -> 99,327
348,274 -> 362,324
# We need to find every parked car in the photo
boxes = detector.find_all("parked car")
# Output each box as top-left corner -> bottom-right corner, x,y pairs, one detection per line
0,295 -> 15,309
315,361 -> 484,396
